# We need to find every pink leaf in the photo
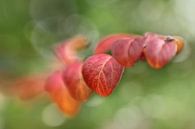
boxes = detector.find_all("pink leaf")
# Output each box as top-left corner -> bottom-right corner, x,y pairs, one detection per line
143,33 -> 178,69
82,54 -> 124,96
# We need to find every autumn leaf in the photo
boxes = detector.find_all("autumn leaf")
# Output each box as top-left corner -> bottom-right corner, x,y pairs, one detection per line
172,36 -> 184,53
63,61 -> 92,101
54,35 -> 88,64
11,75 -> 46,100
82,54 -> 124,96
143,33 -> 179,69
112,36 -> 144,67
45,71 -> 81,117
94,34 -> 133,54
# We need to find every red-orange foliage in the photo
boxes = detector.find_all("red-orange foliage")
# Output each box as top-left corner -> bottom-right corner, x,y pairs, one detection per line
11,33 -> 184,116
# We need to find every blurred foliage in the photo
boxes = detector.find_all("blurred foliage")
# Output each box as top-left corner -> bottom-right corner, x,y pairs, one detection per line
0,0 -> 195,129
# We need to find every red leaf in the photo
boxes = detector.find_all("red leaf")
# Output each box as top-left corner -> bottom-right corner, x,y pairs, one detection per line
54,35 -> 88,64
63,61 -> 92,101
94,34 -> 134,54
45,71 -> 81,117
112,37 -> 144,67
82,54 -> 124,96
143,33 -> 177,69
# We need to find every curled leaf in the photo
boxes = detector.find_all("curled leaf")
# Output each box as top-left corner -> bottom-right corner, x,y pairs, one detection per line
112,36 -> 144,67
45,71 -> 81,117
94,34 -> 132,54
63,61 -> 92,101
172,36 -> 184,53
82,54 -> 124,96
143,33 -> 178,69
54,35 -> 88,64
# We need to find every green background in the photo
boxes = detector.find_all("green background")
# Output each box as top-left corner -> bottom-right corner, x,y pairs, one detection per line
0,0 -> 194,129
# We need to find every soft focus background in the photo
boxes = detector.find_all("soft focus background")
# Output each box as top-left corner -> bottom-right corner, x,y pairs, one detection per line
0,0 -> 194,129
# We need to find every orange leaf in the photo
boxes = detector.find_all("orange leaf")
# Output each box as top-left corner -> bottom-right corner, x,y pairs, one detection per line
45,71 -> 81,117
11,75 -> 45,100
